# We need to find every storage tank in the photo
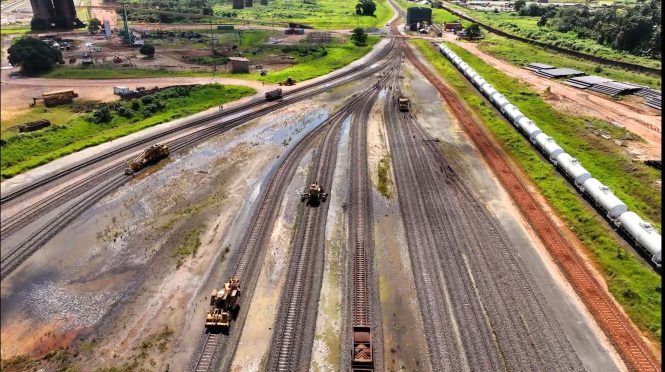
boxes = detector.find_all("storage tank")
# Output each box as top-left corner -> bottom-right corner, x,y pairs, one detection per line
490,92 -> 509,108
466,68 -> 478,80
481,83 -> 497,98
516,117 -> 542,141
502,104 -> 524,122
581,178 -> 627,219
472,75 -> 486,87
534,133 -> 564,161
555,153 -> 591,186
618,212 -> 662,265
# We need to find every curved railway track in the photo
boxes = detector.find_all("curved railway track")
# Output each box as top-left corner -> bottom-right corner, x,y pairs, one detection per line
190,59 -> 395,371
0,38 -> 395,207
0,42 -> 396,281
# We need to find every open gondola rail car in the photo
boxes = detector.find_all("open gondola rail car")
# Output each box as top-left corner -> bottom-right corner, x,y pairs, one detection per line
437,43 -> 662,268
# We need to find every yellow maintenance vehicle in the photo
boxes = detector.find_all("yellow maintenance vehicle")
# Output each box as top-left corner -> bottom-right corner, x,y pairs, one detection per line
206,278 -> 241,330
301,181 -> 328,205
124,144 -> 170,175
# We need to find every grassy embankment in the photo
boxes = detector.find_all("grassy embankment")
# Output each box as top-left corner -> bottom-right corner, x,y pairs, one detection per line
0,84 -> 255,179
0,26 -> 29,35
442,2 -> 661,70
411,39 -> 661,344
377,153 -> 392,198
213,0 -> 392,29
41,36 -> 379,83
477,33 -> 661,89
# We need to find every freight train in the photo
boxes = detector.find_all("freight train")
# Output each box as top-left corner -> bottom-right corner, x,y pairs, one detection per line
437,43 -> 662,268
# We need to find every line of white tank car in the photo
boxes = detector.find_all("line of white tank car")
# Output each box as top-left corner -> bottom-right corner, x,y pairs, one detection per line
437,43 -> 661,268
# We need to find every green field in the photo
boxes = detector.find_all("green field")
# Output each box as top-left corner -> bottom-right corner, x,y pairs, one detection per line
0,84 -> 256,178
212,0 -> 392,29
412,39 -> 661,345
478,34 -> 661,89
0,26 -> 30,35
259,36 -> 379,83
441,2 -> 661,70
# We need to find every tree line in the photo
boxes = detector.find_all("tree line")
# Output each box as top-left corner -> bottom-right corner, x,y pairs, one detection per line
513,0 -> 661,59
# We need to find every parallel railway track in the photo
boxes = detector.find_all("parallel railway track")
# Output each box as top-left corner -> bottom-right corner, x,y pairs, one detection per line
0,41 -> 395,281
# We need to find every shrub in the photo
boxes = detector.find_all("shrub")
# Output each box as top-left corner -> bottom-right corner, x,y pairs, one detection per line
91,106 -> 113,123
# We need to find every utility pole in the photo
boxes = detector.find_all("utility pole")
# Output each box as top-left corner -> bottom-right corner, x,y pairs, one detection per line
122,3 -> 131,45
210,2 -> 216,74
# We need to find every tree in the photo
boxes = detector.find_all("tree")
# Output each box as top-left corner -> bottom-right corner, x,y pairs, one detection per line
465,23 -> 483,39
139,44 -> 156,58
8,37 -> 61,74
513,0 -> 526,11
88,18 -> 101,34
537,15 -> 548,27
356,0 -> 376,16
350,27 -> 368,46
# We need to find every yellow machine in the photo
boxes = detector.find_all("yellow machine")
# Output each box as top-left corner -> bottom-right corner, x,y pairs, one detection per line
124,144 -> 170,175
205,278 -> 241,330
301,181 -> 328,204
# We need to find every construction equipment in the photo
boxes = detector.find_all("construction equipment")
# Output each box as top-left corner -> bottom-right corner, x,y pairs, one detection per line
205,278 -> 241,330
397,97 -> 411,112
352,326 -> 373,371
279,77 -> 296,86
124,144 -> 169,175
301,181 -> 328,204
265,88 -> 283,101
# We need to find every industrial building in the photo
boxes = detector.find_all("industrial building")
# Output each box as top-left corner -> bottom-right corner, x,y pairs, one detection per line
405,7 -> 432,31
29,0 -> 83,30
229,57 -> 250,73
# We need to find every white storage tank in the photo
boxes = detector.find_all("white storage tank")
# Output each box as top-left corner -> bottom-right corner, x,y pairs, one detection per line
534,133 -> 564,160
555,153 -> 591,186
490,92 -> 509,108
582,178 -> 627,219
502,104 -> 524,122
618,211 -> 662,265
473,75 -> 486,87
466,69 -> 478,80
482,83 -> 497,98
516,117 -> 542,141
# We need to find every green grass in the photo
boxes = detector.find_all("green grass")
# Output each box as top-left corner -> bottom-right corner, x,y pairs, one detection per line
259,36 -> 379,83
441,2 -> 661,70
39,67 -> 224,79
0,26 -> 30,35
412,39 -> 661,345
173,226 -> 205,269
212,0 -> 392,29
377,153 -> 393,198
0,84 -> 256,178
477,33 -> 661,89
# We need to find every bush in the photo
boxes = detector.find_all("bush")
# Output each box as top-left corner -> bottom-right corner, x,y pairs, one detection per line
91,106 -> 113,123
139,44 -> 156,58
131,100 -> 141,110
141,96 -> 154,105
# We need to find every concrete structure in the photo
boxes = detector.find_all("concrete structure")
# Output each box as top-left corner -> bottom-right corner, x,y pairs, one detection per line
244,0 -> 253,7
232,0 -> 244,9
229,57 -> 250,73
405,7 -> 432,31
30,0 -> 82,29
29,0 -> 55,23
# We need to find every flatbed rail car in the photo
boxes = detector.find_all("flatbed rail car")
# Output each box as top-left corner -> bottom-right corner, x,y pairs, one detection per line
352,326 -> 373,371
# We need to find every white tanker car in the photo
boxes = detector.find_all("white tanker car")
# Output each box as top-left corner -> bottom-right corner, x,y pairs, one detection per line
437,43 -> 661,268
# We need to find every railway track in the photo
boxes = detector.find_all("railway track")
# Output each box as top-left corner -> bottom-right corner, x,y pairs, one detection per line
401,37 -> 661,371
0,38 -> 395,208
265,71 -> 394,371
383,71 -> 586,371
0,43 -> 397,281
190,58 -> 395,371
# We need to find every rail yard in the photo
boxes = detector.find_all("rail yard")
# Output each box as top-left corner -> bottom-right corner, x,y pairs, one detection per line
0,0 -> 661,371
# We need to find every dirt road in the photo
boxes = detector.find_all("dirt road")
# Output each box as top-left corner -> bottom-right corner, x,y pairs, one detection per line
439,33 -> 661,159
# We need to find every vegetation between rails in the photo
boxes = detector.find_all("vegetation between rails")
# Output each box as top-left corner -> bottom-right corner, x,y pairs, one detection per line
476,33 -> 661,89
411,39 -> 661,344
442,2 -> 661,70
0,84 -> 255,179
377,153 -> 393,198
173,225 -> 205,269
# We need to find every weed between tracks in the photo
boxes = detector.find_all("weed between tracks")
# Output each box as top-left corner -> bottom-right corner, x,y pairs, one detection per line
377,153 -> 393,198
173,225 -> 205,269
411,39 -> 661,345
